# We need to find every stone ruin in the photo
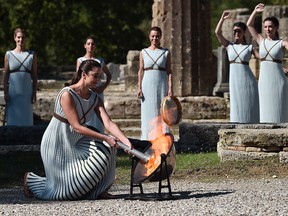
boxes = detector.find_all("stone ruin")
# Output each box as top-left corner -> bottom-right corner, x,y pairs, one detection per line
1,2 -> 288,164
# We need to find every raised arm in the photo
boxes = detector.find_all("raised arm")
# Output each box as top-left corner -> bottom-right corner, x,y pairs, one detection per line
247,3 -> 265,44
215,11 -> 231,48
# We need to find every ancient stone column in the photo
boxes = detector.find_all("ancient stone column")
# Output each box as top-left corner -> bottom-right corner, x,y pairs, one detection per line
124,50 -> 140,92
152,0 -> 216,96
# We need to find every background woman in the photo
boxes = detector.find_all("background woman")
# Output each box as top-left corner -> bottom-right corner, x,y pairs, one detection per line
76,36 -> 112,133
137,26 -> 173,140
215,11 -> 260,123
24,60 -> 132,200
247,3 -> 288,123
3,28 -> 37,126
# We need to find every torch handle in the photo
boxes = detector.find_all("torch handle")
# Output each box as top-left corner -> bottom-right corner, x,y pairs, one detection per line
116,141 -> 150,163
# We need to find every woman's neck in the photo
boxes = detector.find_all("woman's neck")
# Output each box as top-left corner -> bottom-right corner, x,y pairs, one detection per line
14,46 -> 25,52
149,44 -> 160,50
72,82 -> 90,99
83,52 -> 95,59
234,39 -> 246,45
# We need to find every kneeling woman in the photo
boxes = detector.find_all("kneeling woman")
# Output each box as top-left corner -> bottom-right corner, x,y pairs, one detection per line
24,60 -> 133,200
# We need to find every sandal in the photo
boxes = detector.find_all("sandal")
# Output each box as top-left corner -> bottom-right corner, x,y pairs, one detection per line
23,172 -> 33,198
98,191 -> 115,199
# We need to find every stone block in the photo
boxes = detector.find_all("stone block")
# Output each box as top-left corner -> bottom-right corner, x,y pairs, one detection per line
246,147 -> 261,152
124,99 -> 141,118
279,151 -> 288,163
104,99 -> 125,118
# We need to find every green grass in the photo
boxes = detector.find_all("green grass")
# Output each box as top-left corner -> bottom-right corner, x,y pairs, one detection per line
1,151 -> 288,188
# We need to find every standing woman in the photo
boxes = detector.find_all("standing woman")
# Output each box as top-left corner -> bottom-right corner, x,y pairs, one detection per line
76,36 -> 112,133
3,28 -> 37,126
247,3 -> 288,123
24,60 -> 133,200
215,11 -> 260,123
137,26 -> 173,140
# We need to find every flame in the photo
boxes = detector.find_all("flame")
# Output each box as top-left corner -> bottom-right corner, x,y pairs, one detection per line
144,133 -> 173,176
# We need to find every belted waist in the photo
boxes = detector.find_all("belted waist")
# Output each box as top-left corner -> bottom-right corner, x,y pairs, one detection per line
229,60 -> 249,65
144,66 -> 166,71
53,112 -> 69,124
260,58 -> 282,64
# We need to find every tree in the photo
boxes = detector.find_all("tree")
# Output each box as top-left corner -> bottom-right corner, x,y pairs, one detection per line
0,0 -> 152,66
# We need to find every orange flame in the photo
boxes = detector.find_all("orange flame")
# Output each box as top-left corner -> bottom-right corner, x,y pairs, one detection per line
144,133 -> 173,176
143,115 -> 173,176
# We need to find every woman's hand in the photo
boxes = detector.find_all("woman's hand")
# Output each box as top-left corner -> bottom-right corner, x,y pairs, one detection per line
137,88 -> 143,99
105,136 -> 117,147
255,3 -> 265,13
221,11 -> 230,20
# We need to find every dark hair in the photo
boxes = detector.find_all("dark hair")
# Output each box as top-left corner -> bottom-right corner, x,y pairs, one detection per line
150,26 -> 162,37
70,60 -> 101,85
233,22 -> 247,43
233,22 -> 247,31
263,16 -> 279,38
84,35 -> 96,44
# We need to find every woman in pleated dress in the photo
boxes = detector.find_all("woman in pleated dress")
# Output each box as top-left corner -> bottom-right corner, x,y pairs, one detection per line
215,11 -> 260,123
247,3 -> 288,123
137,26 -> 173,140
24,60 -> 132,200
76,36 -> 112,133
3,28 -> 37,126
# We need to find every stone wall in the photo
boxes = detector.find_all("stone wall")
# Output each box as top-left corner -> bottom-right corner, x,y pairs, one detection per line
217,125 -> 288,163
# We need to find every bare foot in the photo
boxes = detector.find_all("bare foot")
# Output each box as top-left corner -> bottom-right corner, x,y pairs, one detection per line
98,191 -> 115,199
23,172 -> 33,198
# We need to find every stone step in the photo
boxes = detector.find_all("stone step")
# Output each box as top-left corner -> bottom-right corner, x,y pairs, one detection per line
112,119 -> 141,128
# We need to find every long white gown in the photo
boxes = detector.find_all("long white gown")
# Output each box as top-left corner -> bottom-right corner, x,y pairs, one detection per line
26,87 -> 116,200
6,50 -> 34,126
140,48 -> 170,140
258,39 -> 288,123
227,43 -> 260,123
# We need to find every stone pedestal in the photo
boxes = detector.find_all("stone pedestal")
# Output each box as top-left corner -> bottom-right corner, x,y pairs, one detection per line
124,50 -> 140,92
213,47 -> 229,96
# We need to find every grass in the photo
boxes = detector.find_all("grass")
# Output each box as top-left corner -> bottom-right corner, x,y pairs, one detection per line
1,151 -> 288,188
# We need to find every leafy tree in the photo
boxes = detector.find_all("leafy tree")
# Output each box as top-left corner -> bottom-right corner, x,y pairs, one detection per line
0,0 -> 152,66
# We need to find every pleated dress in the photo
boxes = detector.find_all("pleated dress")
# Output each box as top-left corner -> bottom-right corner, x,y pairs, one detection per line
77,57 -> 105,133
26,87 -> 117,200
258,39 -> 288,123
227,43 -> 260,123
140,48 -> 170,140
6,50 -> 34,126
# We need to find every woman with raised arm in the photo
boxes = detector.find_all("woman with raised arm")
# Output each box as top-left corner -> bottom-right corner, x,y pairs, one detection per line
24,60 -> 132,200
247,3 -> 288,123
76,36 -> 112,133
215,11 -> 259,123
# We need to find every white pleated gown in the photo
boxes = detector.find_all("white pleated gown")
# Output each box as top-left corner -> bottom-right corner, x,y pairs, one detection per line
140,48 -> 170,140
26,87 -> 116,200
227,43 -> 260,123
6,50 -> 35,126
258,39 -> 288,123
